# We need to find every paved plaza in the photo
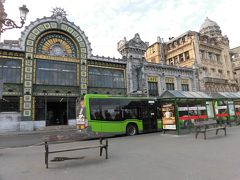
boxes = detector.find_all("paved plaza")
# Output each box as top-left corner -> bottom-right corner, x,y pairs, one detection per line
1,127 -> 240,180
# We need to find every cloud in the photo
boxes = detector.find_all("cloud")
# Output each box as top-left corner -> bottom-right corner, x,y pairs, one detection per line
1,0 -> 239,58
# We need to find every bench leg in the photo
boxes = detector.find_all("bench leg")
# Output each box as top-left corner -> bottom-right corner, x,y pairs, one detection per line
105,139 -> 108,159
100,147 -> 103,156
224,128 -> 227,136
204,131 -> 207,140
216,129 -> 219,135
195,132 -> 199,139
45,142 -> 49,169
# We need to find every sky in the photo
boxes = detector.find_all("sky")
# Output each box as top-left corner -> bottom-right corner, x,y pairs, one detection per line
1,0 -> 240,58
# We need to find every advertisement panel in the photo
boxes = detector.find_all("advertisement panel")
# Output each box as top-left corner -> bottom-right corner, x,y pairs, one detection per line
161,103 -> 176,130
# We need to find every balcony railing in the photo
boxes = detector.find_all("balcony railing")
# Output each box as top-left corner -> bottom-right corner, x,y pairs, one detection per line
203,77 -> 228,84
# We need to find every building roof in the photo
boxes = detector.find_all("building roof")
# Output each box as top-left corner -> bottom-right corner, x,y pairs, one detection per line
206,92 -> 240,99
160,90 -> 212,99
200,17 -> 220,31
160,90 -> 240,100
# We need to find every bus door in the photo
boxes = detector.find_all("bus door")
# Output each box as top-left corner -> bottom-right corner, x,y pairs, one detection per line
141,101 -> 158,132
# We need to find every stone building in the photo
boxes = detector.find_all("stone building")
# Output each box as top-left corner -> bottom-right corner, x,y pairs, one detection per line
0,9 -> 197,131
230,46 -> 240,91
146,17 -> 238,92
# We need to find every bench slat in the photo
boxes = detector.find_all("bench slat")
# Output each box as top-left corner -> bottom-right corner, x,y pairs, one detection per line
49,145 -> 106,154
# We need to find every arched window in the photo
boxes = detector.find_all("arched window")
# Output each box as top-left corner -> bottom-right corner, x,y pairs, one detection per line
2,60 -> 21,83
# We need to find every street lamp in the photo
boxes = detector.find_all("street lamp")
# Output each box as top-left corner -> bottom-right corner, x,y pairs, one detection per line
0,0 -> 29,34
43,90 -> 47,125
66,91 -> 71,124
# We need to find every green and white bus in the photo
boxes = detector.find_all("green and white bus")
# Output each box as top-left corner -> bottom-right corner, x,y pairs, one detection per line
81,94 -> 162,135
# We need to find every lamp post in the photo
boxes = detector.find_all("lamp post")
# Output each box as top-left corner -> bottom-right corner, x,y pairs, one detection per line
66,91 -> 71,124
43,90 -> 47,125
0,0 -> 29,38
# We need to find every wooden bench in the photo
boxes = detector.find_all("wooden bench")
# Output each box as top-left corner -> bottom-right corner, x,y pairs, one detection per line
44,134 -> 109,168
194,119 -> 227,140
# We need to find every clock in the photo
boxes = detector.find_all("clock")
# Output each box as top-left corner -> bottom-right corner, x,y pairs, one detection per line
50,44 -> 65,56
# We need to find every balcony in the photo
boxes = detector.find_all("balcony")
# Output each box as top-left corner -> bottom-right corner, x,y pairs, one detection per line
203,77 -> 228,84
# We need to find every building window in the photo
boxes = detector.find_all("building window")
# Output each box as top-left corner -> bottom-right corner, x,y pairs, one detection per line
227,71 -> 230,77
210,68 -> 215,77
200,50 -> 204,59
0,59 -> 21,83
218,70 -> 222,78
181,84 -> 189,91
166,83 -> 175,90
148,82 -> 158,96
179,53 -> 184,62
184,51 -> 190,60
88,67 -> 124,88
36,60 -> 77,86
174,56 -> 178,64
216,54 -> 221,63
208,52 -> 213,60
0,96 -> 20,112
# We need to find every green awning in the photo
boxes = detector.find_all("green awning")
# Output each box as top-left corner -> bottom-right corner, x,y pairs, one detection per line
160,90 -> 212,99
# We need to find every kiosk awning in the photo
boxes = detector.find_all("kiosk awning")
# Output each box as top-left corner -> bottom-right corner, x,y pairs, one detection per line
206,92 -> 240,99
160,90 -> 212,99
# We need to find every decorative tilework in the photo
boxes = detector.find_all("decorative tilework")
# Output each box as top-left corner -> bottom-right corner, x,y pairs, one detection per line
81,54 -> 87,59
81,77 -> 87,83
43,23 -> 51,29
32,28 -> 40,36
80,42 -> 86,48
67,27 -> 74,33
81,90 -> 87,95
81,71 -> 87,77
81,65 -> 86,71
26,46 -> 33,52
25,60 -> 32,66
24,81 -> 32,87
81,84 -> 87,89
72,31 -> 79,38
24,102 -> 31,109
28,33 -> 37,41
25,73 -> 32,80
26,40 -> 34,46
61,24 -> 68,31
76,36 -> 83,42
25,53 -> 32,59
23,110 -> 31,116
24,95 -> 32,101
50,22 -> 57,29
25,67 -> 32,73
24,88 -> 32,94
37,24 -> 45,32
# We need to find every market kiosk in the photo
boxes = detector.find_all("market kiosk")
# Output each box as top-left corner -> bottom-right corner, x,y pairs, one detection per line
159,91 -> 240,135
159,90 -> 213,135
206,92 -> 240,125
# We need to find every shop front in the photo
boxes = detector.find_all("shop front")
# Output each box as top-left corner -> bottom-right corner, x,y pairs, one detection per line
160,90 -> 213,135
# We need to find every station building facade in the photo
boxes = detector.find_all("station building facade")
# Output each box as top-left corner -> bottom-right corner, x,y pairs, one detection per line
0,9 -> 197,131
145,18 -> 238,92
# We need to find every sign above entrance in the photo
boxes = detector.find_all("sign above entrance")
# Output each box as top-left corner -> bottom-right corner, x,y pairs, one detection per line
147,76 -> 158,82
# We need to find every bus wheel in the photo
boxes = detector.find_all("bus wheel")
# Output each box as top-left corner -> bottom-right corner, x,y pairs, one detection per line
126,123 -> 138,136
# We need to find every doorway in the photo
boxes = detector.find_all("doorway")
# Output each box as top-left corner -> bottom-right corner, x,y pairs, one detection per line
141,103 -> 158,132
47,101 -> 67,126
